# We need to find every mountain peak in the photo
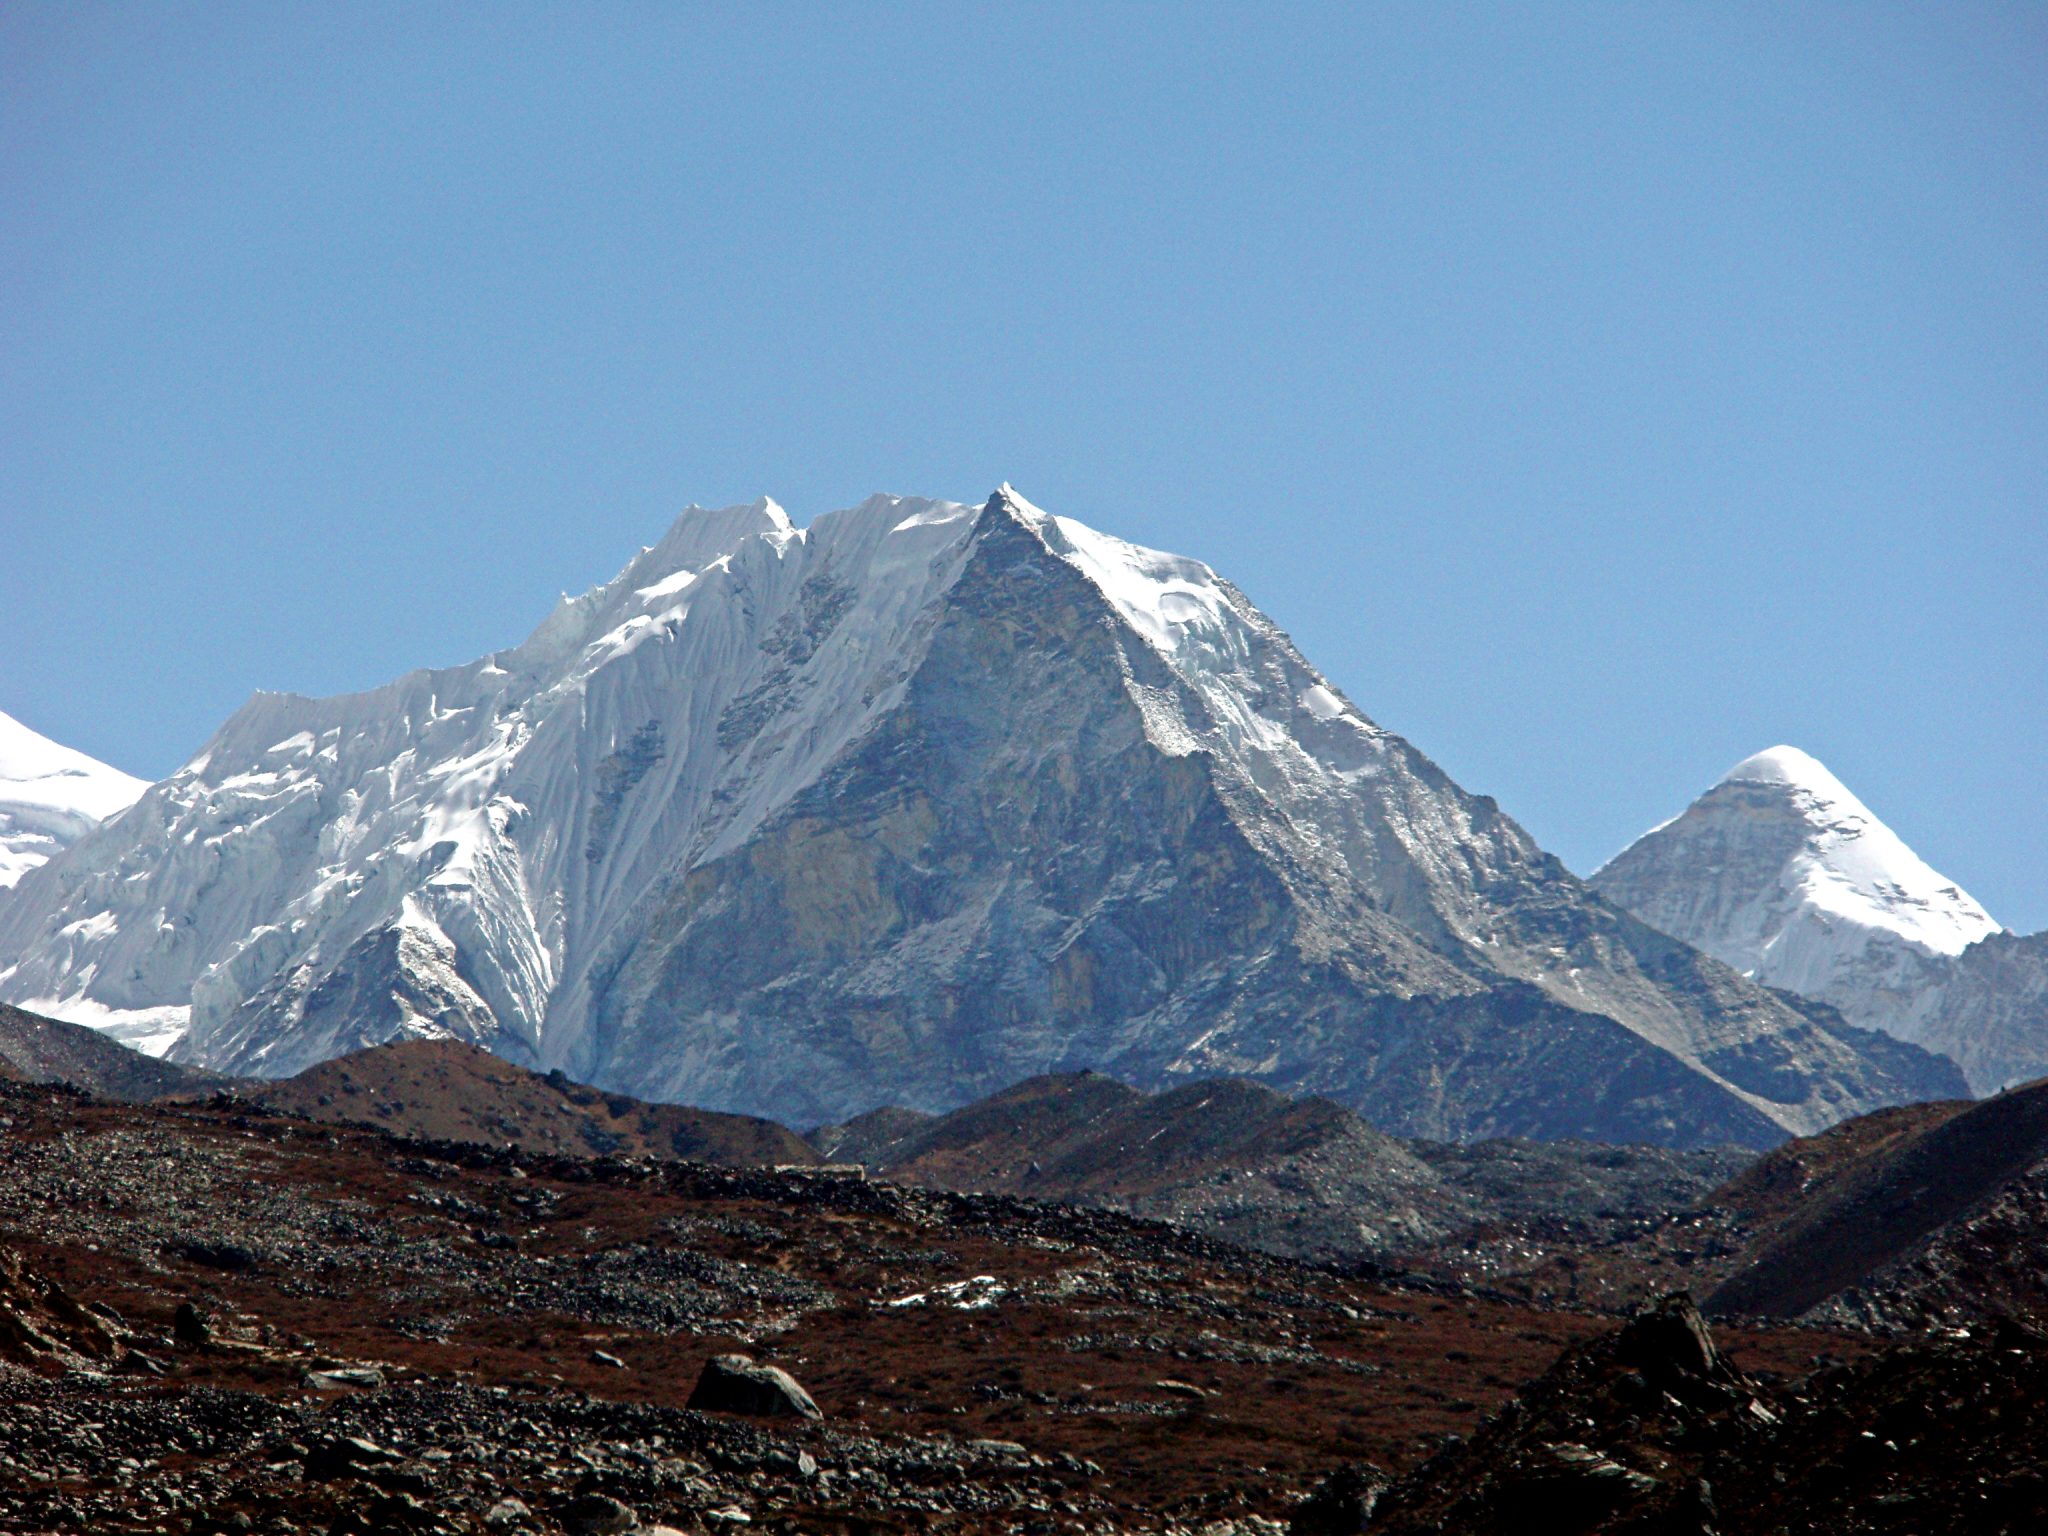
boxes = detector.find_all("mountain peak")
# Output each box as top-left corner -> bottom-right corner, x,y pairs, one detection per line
651,496 -> 793,561
1595,745 -> 2001,1069
1602,746 -> 1998,960
0,497 -> 1962,1141
1718,744 -> 1847,795
0,710 -> 146,808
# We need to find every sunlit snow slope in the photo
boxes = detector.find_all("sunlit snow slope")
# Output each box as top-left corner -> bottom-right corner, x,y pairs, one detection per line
0,709 -> 147,890
0,497 -> 1961,1142
1593,746 -> 2037,1091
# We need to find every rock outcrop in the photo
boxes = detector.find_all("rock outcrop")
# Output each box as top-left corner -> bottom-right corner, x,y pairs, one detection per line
1365,1292 -> 2048,1535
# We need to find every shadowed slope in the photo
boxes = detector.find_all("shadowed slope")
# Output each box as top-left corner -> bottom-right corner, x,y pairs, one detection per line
1708,1075 -> 2048,1321
819,1070 -> 1748,1267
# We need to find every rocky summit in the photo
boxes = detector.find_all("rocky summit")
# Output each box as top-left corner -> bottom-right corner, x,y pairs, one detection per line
0,492 -> 1959,1144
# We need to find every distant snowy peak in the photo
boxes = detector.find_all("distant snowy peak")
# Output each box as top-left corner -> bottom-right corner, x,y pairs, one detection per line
0,710 -> 148,889
1707,745 -> 1998,960
1593,745 -> 1999,1061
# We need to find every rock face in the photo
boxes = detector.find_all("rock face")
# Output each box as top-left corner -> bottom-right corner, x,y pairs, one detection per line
0,492 -> 1960,1145
0,708 -> 145,892
1595,745 -> 2047,1092
1904,928 -> 2048,1095
684,1355 -> 822,1420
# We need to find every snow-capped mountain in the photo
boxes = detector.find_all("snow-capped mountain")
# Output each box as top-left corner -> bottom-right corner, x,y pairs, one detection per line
1595,746 -> 1997,995
0,493 -> 1960,1143
0,709 -> 147,891
1595,746 -> 2045,1093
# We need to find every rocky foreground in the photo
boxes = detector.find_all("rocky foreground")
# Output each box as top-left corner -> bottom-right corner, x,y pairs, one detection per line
1361,1294 -> 2048,1536
0,1080 -> 1862,1535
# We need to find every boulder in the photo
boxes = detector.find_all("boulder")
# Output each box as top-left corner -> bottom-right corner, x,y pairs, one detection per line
173,1300 -> 212,1348
1616,1291 -> 1746,1410
303,1435 -> 406,1483
558,1491 -> 638,1535
686,1354 -> 822,1420
303,1366 -> 387,1390
1616,1292 -> 1723,1384
1290,1462 -> 1390,1534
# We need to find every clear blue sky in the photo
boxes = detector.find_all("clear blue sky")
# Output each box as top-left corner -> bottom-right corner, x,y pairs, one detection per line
3,3 -> 2043,930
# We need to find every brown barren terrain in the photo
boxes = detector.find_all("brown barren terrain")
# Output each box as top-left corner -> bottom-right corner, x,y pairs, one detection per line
0,1080 -> 1851,1534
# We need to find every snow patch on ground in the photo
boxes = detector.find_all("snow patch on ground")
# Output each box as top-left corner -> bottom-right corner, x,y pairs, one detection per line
884,1275 -> 1007,1311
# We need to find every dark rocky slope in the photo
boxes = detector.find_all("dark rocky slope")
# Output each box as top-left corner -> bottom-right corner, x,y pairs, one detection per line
1707,1073 -> 2048,1328
1364,1293 -> 2048,1536
7,1076 -> 1816,1533
0,1000 -> 224,1101
818,1070 -> 1751,1273
1398,1079 -> 2048,1327
6,1077 -> 2034,1534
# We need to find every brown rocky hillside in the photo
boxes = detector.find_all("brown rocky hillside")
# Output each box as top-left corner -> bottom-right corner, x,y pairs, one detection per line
251,1038 -> 820,1167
